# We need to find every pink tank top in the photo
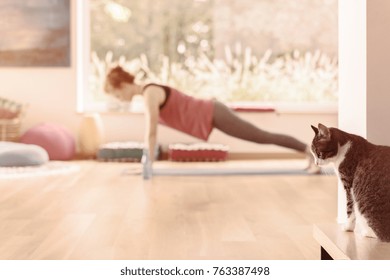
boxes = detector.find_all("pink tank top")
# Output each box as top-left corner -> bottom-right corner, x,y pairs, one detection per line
158,87 -> 214,141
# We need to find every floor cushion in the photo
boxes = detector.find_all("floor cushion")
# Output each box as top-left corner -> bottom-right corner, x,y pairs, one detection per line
20,123 -> 76,161
0,141 -> 49,167
97,142 -> 160,162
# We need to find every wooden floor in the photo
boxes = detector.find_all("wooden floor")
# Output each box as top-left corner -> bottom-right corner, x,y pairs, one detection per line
0,160 -> 337,260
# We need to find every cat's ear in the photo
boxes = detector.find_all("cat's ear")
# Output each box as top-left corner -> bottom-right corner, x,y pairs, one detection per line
311,125 -> 319,135
318,123 -> 331,140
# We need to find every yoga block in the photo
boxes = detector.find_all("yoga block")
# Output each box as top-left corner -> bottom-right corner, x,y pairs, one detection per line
97,142 -> 159,162
168,143 -> 229,162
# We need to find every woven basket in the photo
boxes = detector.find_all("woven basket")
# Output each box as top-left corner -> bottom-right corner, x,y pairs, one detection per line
0,97 -> 26,142
0,118 -> 22,142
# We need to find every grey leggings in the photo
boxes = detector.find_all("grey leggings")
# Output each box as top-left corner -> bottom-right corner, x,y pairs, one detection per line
212,101 -> 307,153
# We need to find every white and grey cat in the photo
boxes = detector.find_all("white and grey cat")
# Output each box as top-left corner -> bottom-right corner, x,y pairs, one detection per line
311,123 -> 390,242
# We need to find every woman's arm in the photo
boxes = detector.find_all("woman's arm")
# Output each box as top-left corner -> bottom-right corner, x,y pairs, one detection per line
143,87 -> 164,161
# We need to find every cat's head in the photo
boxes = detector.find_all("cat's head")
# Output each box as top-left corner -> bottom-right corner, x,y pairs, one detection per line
310,123 -> 339,166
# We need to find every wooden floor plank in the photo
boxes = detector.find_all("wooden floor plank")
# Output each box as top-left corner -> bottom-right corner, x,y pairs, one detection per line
0,160 -> 337,259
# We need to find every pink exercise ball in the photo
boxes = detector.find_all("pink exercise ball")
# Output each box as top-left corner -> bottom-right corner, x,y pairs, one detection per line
20,123 -> 76,161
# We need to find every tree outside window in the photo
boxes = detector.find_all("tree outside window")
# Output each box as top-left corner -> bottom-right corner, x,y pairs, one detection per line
86,0 -> 338,112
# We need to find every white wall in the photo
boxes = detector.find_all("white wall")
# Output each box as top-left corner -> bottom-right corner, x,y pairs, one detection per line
0,0 -> 79,133
338,0 -> 390,222
338,0 -> 366,223
338,0 -> 367,139
0,0 -> 337,155
366,0 -> 390,145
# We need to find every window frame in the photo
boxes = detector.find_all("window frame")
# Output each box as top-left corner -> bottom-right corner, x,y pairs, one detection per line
76,0 -> 338,115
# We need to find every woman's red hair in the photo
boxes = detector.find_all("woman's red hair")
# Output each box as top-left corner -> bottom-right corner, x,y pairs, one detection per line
105,66 -> 135,89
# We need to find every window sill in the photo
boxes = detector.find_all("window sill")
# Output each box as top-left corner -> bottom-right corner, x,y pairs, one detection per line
227,101 -> 337,114
79,101 -> 337,115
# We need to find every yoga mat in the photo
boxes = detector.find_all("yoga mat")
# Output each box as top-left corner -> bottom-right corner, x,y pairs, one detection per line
122,160 -> 334,176
152,167 -> 312,176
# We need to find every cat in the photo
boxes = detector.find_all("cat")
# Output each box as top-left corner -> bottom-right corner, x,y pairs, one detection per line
310,123 -> 390,242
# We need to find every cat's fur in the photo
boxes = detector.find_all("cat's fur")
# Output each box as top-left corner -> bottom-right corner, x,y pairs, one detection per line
311,123 -> 390,242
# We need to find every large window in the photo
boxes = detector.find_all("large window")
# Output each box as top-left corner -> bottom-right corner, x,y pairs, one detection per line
79,0 -> 338,112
